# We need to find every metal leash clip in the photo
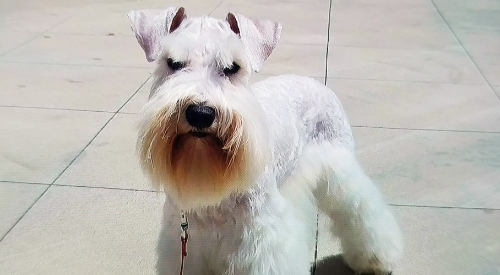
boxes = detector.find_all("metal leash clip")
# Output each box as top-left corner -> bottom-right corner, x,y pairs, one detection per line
179,211 -> 189,275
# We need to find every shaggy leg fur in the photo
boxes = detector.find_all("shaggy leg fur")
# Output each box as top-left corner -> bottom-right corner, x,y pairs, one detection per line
312,144 -> 404,274
227,191 -> 313,275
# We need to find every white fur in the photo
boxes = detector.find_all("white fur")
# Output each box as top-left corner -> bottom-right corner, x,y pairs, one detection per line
129,9 -> 403,275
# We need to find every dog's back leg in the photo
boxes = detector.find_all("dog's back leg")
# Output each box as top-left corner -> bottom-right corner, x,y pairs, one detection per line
306,143 -> 403,274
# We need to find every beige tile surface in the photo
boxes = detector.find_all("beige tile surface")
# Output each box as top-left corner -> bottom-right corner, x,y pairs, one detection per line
327,79 -> 500,131
493,86 -> 500,98
0,182 -> 48,238
55,113 -> 152,191
0,63 -> 151,111
432,0 -> 500,10
120,79 -> 153,114
48,10 -> 137,37
0,108 -> 112,183
0,32 -> 39,56
469,53 -> 500,86
330,0 -> 433,7
353,127 -> 500,209
328,46 -> 484,84
316,207 -> 500,275
330,24 -> 461,51
454,29 -> 500,55
439,10 -> 500,32
92,0 -> 222,14
0,185 -> 163,275
329,2 -> 458,52
0,9 -> 72,33
260,44 -> 326,77
0,34 -> 155,69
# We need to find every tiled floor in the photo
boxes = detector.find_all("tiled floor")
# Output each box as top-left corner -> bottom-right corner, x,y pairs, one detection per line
1,0 -> 499,274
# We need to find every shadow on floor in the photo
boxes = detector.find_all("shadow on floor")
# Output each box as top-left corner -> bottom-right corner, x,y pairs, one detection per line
314,254 -> 355,275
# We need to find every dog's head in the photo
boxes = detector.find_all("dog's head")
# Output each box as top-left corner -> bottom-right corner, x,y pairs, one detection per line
128,7 -> 281,209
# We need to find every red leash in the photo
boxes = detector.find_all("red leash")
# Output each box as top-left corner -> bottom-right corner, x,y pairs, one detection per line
179,212 -> 188,275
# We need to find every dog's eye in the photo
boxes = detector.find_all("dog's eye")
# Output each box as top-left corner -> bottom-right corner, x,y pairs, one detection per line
223,62 -> 240,76
166,58 -> 185,71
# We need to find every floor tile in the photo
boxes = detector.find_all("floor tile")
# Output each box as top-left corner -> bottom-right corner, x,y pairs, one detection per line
432,0 -> 500,10
120,79 -> 153,114
352,127 -> 500,209
0,108 -> 112,183
55,114 -> 152,191
454,29 -> 500,55
327,79 -> 500,132
469,53 -> 500,86
260,44 -> 326,77
328,46 -> 484,84
433,0 -> 500,33
330,0 -> 433,7
93,0 -> 223,14
0,63 -> 151,111
493,86 -> 500,98
0,182 -> 48,239
0,185 -> 163,275
439,10 -> 500,32
316,207 -> 500,275
0,34 -> 155,69
328,1 -> 461,51
330,25 -> 460,51
0,9 -> 71,33
48,10 -> 136,37
0,32 -> 39,56
330,3 -> 446,29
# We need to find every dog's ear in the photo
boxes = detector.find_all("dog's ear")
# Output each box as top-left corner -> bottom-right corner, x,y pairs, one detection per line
226,13 -> 282,72
128,7 -> 186,62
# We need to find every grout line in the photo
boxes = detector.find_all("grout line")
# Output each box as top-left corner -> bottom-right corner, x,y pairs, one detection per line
0,105 -> 115,114
52,183 -> 158,193
115,75 -> 152,113
327,76 -> 488,86
430,0 -> 500,101
0,60 -> 153,70
0,75 -> 152,244
323,0 -> 333,86
314,2 -> 333,274
389,203 -> 500,211
209,0 -> 225,16
351,125 -> 500,134
0,184 -> 51,242
256,73 -> 489,86
0,180 -> 49,185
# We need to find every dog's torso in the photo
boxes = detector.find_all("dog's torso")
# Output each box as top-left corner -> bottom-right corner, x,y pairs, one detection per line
251,74 -> 354,186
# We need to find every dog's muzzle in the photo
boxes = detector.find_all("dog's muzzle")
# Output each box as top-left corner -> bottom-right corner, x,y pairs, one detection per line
185,104 -> 216,129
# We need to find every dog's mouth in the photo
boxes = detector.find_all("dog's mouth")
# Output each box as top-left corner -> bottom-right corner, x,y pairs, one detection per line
189,131 -> 209,138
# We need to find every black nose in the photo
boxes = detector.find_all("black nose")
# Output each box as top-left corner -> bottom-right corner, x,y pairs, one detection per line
185,104 -> 216,129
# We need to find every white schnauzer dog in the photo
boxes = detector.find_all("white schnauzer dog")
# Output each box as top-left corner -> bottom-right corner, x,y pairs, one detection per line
128,7 -> 403,275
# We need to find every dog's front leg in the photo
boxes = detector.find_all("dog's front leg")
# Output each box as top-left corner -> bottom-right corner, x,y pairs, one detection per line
316,145 -> 404,275
227,191 -> 312,275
